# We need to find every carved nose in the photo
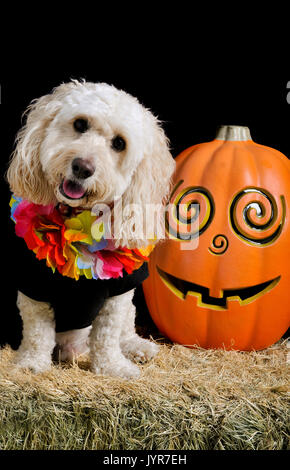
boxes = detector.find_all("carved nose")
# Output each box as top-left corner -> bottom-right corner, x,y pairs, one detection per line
209,234 -> 229,255
72,158 -> 95,180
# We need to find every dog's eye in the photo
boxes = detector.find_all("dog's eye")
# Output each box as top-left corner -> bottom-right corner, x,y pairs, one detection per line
111,135 -> 126,152
73,118 -> 89,133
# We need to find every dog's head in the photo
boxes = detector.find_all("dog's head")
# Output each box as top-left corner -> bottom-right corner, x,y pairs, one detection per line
7,80 -> 175,247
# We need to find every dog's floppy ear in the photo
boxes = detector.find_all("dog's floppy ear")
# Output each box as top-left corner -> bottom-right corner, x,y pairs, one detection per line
6,93 -> 61,204
119,115 -> 175,248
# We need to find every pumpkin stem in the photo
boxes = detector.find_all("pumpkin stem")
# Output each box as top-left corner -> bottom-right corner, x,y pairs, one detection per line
215,125 -> 252,141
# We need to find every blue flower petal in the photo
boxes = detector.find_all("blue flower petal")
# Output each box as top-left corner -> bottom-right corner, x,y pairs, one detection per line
10,195 -> 23,222
76,255 -> 93,270
92,269 -> 99,280
87,238 -> 108,253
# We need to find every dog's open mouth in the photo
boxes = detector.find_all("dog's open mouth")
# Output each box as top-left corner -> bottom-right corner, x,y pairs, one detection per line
59,178 -> 87,200
157,266 -> 281,310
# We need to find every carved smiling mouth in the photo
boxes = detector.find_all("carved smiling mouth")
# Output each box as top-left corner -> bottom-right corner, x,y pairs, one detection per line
157,266 -> 281,311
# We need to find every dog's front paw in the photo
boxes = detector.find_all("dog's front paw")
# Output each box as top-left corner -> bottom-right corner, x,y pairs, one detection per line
121,336 -> 160,363
13,352 -> 52,374
91,354 -> 140,380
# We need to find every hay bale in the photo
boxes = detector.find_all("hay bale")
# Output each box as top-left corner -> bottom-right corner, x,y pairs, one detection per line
0,336 -> 289,450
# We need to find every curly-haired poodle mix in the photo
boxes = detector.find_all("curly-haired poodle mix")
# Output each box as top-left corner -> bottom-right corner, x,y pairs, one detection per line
6,81 -> 175,379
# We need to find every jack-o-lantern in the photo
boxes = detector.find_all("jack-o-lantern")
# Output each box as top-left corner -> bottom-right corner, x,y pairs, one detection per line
143,125 -> 290,350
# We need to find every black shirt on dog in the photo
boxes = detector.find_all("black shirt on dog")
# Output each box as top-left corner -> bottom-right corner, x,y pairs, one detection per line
3,226 -> 149,349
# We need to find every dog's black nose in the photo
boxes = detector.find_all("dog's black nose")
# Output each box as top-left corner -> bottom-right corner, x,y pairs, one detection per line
72,158 -> 95,179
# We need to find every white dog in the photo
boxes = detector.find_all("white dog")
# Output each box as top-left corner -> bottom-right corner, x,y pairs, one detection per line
7,80 -> 175,379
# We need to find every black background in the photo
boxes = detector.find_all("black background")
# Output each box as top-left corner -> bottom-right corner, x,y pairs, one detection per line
1,39 -> 290,343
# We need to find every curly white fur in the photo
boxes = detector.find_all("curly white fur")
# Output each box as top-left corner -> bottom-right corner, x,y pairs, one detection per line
13,292 -> 55,373
89,290 -> 159,379
7,80 -> 174,248
7,80 -> 175,379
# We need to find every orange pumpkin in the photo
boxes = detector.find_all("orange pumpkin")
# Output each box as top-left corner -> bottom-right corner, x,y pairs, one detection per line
143,125 -> 290,351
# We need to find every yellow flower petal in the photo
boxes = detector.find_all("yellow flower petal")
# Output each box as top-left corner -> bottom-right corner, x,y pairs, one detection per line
64,219 -> 83,230
91,221 -> 105,242
64,230 -> 88,243
64,211 -> 96,245
138,244 -> 155,257
9,196 -> 17,208
82,268 -> 93,279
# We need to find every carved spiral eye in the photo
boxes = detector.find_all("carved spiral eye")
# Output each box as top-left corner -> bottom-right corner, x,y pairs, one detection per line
229,187 -> 286,246
165,181 -> 215,241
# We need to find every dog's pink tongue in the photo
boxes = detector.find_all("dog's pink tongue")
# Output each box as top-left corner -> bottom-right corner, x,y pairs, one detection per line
62,179 -> 86,199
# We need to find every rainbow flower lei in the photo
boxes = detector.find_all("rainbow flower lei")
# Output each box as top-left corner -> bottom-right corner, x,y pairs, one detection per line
10,195 -> 154,281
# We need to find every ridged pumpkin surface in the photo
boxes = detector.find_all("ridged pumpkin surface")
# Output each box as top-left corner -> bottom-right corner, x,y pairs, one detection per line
143,132 -> 290,350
